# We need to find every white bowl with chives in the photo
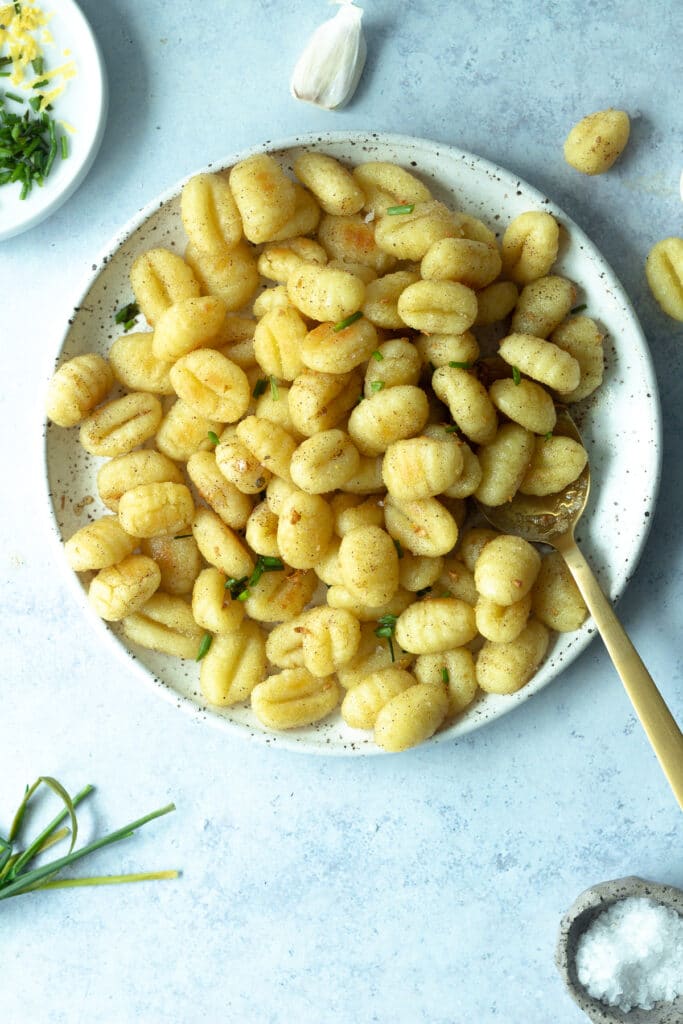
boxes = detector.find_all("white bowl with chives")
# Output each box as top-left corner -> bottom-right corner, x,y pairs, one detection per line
0,0 -> 107,242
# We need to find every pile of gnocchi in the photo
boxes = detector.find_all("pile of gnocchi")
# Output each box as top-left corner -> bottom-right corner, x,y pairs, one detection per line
46,150 -> 601,753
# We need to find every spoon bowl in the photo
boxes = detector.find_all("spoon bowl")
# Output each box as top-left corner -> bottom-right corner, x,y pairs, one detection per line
477,410 -> 589,545
475,409 -> 683,811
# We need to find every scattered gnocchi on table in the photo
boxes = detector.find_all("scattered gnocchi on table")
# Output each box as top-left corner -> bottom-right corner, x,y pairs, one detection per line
47,151 -> 604,752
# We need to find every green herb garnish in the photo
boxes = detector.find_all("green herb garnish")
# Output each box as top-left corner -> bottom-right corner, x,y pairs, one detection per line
393,539 -> 404,559
544,431 -> 553,440
444,424 -> 460,434
512,366 -> 521,386
571,303 -> 587,314
386,204 -> 414,215
0,58 -> 12,68
371,350 -> 384,362
374,614 -> 398,662
448,361 -> 472,369
32,79 -> 49,90
196,633 -> 212,661
207,430 -> 220,447
370,380 -> 384,393
0,777 -> 177,901
0,100 -> 68,197
441,667 -> 450,684
114,301 -> 139,325
253,378 -> 268,399
60,134 -> 67,160
225,556 -> 284,600
332,310 -> 363,332
248,555 -> 284,588
31,57 -> 44,76
270,376 -> 280,400
225,575 -> 249,598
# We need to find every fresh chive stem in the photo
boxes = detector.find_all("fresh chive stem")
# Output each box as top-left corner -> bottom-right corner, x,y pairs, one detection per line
0,801 -> 176,901
38,870 -> 179,890
332,310 -> 362,332
386,204 -> 414,215
196,633 -> 212,661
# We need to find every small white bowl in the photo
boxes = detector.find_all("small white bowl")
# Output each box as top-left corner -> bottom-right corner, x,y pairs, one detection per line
555,876 -> 683,1023
0,0 -> 107,241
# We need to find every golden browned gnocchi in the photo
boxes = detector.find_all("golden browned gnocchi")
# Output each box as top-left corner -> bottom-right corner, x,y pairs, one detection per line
49,149 -> 608,752
563,109 -> 630,176
89,555 -> 162,622
46,353 -> 114,427
645,238 -> 683,322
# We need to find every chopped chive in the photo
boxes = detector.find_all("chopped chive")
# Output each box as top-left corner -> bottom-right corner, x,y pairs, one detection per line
512,366 -> 521,386
270,376 -> 279,401
196,633 -> 212,661
356,393 -> 365,403
448,361 -> 472,369
28,95 -> 41,111
332,310 -> 362,332
5,92 -> 24,103
237,589 -> 250,602
123,318 -> 137,332
247,555 -> 284,589
14,1 -> 21,13
370,380 -> 384,393
253,377 -> 267,398
374,614 -> 398,662
114,301 -> 139,324
0,72 -> 10,78
386,204 -> 414,215
60,134 -> 67,160
393,539 -> 403,559
544,431 -> 553,440
207,431 -> 220,447
31,57 -> 44,75
0,57 -> 12,67
32,79 -> 49,89
441,667 -> 450,684
257,556 -> 284,570
371,350 -> 384,362
444,424 -> 460,434
224,575 -> 249,597
571,303 -> 587,314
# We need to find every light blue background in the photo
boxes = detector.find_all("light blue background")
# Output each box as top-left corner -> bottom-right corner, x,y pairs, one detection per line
2,2 -> 682,1022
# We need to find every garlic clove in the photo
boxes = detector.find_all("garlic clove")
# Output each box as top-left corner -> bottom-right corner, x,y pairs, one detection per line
290,0 -> 367,110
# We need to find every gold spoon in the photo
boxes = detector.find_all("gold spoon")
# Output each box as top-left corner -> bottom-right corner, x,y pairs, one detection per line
476,409 -> 683,811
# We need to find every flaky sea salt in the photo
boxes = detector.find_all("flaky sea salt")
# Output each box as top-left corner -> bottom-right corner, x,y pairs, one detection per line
575,896 -> 683,1012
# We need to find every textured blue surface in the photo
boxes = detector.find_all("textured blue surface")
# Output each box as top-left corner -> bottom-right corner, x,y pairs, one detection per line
2,2 -> 682,1022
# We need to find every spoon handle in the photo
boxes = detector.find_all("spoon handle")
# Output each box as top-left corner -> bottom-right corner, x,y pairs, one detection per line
555,533 -> 683,811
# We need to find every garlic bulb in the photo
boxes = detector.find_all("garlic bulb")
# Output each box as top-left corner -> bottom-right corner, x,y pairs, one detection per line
290,0 -> 367,110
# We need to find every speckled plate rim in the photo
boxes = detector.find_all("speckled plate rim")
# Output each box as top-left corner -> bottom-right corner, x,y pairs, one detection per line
42,130 -> 663,756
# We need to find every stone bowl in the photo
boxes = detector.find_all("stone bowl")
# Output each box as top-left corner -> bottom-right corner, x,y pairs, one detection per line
555,875 -> 683,1023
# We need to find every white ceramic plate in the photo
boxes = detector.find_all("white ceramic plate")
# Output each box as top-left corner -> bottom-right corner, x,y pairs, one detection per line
0,0 -> 107,241
43,131 -> 662,755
